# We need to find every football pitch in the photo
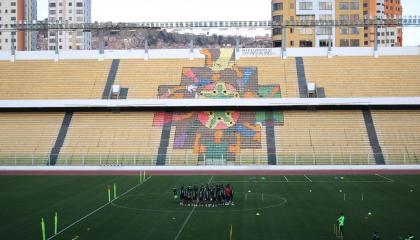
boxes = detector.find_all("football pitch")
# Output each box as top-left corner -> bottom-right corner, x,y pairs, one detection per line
1,174 -> 419,240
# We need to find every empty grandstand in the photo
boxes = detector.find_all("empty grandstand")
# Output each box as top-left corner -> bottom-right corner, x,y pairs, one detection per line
0,48 -> 419,167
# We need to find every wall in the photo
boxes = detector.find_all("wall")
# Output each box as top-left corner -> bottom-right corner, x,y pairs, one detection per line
0,47 -> 418,61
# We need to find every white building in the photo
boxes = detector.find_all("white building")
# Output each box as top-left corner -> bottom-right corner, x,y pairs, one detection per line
0,0 -> 37,51
375,0 -> 400,47
48,0 -> 91,50
295,0 -> 335,47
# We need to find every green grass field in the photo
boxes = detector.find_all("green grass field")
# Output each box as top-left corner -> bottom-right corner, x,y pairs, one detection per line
1,174 -> 419,240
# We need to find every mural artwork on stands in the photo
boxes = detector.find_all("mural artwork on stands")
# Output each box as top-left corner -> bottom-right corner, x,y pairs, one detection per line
153,49 -> 283,164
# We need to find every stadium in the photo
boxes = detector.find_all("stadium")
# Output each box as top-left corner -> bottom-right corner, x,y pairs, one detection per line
1,0 -> 420,239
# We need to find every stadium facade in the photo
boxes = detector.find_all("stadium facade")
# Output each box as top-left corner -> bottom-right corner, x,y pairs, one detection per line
271,0 -> 403,48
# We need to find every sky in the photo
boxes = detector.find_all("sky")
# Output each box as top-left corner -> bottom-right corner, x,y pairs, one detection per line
37,0 -> 420,46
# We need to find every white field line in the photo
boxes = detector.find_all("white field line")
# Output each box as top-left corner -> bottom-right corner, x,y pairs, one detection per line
214,180 -> 392,183
48,176 -> 152,240
173,175 -> 213,240
375,174 -> 395,182
284,176 -> 289,182
304,175 -> 313,182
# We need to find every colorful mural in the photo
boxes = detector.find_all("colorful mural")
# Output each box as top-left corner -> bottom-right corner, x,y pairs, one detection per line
153,49 -> 283,163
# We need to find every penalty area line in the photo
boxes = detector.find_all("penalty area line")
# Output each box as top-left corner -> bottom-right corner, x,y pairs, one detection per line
304,175 -> 313,182
47,176 -> 152,240
375,174 -> 395,182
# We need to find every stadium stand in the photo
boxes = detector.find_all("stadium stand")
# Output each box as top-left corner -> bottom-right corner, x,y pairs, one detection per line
0,60 -> 112,99
0,48 -> 419,166
58,112 -> 162,165
302,56 -> 420,97
0,113 -> 63,165
275,110 -> 373,164
235,58 -> 299,98
0,110 -> 419,166
115,59 -> 204,98
372,110 -> 420,164
1,56 -> 420,99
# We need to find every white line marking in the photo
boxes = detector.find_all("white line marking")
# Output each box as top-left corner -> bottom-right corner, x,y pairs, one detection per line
245,193 -> 248,201
284,176 -> 289,182
304,175 -> 313,182
375,174 -> 395,182
262,193 -> 264,201
48,176 -> 152,240
174,206 -> 196,240
214,180 -> 392,183
174,175 -> 213,240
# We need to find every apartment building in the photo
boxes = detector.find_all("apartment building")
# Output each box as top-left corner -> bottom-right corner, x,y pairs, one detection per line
0,0 -> 37,51
364,0 -> 403,47
47,0 -> 91,50
272,0 -> 402,47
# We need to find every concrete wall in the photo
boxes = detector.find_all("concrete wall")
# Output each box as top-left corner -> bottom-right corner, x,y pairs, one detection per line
0,47 -> 418,61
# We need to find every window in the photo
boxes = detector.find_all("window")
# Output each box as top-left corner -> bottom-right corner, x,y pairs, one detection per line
319,14 -> 332,21
350,2 -> 359,10
299,28 -> 313,35
340,39 -> 350,47
76,2 -> 83,7
49,10 -> 56,14
350,14 -> 359,21
11,2 -> 17,6
68,2 -> 72,6
290,41 -> 294,46
11,9 -> 16,13
11,17 -> 16,21
340,15 -> 349,21
299,2 -> 313,10
319,40 -> 331,47
300,15 -> 315,21
340,27 -> 349,34
49,3 -> 56,7
299,40 -> 313,47
319,2 -> 332,10
272,15 -> 283,22
273,28 -> 282,35
317,27 -> 332,35
76,10 -> 84,14
273,41 -> 282,48
350,27 -> 359,34
339,2 -> 349,10
350,39 -> 360,46
272,3 -> 283,11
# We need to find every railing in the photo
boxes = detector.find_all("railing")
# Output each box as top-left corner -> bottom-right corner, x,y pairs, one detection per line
0,153 -> 418,166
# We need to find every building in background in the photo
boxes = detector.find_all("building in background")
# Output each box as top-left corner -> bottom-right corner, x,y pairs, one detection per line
272,0 -> 402,47
364,0 -> 403,47
0,0 -> 37,51
48,0 -> 91,50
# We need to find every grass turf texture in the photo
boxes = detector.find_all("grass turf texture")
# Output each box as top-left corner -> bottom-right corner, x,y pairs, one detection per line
0,174 -> 419,240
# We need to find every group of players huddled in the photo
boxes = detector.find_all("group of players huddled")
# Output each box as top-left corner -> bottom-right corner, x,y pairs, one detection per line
173,184 -> 234,207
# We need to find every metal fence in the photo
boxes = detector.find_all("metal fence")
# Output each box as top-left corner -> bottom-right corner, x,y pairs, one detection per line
0,153 -> 418,166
